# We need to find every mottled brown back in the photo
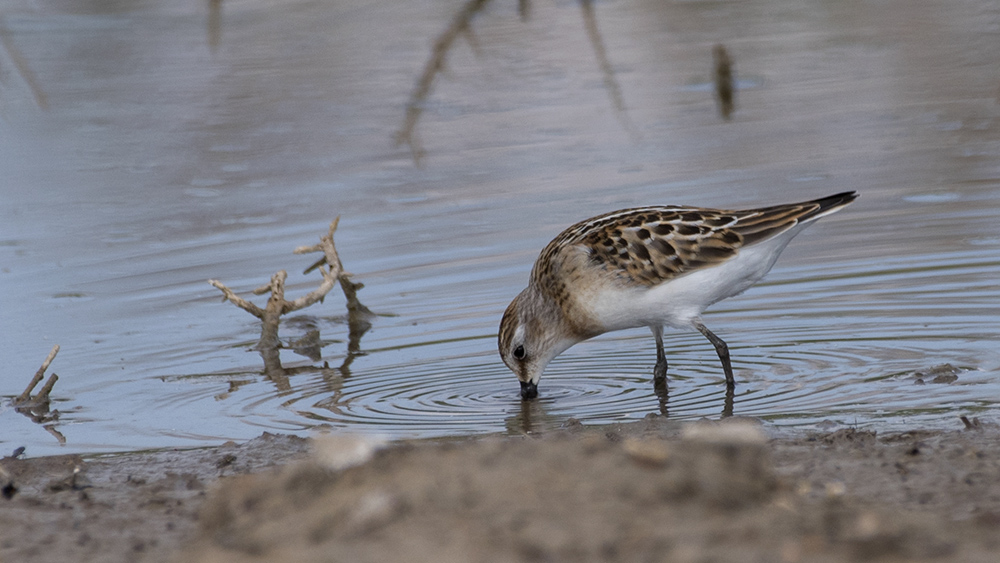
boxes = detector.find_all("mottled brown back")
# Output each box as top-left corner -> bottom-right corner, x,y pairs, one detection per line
532,192 -> 857,291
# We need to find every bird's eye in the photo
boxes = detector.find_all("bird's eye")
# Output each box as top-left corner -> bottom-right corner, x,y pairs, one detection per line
513,345 -> 525,360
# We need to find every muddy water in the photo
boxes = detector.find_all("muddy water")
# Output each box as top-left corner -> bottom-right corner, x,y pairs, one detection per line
2,0 -> 999,456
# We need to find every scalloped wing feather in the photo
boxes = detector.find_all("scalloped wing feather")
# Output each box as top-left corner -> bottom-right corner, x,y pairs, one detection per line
533,192 -> 857,290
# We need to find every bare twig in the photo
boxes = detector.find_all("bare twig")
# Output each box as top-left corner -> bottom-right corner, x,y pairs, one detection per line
12,346 -> 63,440
17,345 -> 59,404
35,374 -> 59,404
210,218 -> 361,356
209,280 -> 264,317
960,415 -> 981,431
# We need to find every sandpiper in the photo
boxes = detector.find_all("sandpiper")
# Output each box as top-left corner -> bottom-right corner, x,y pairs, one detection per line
499,191 -> 858,399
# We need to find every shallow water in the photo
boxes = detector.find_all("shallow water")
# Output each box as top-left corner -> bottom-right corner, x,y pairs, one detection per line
2,0 -> 999,456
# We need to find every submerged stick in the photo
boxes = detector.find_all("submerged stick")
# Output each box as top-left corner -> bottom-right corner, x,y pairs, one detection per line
17,345 -> 59,403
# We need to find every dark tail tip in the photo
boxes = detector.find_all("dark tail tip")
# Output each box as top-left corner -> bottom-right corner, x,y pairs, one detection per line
815,191 -> 859,211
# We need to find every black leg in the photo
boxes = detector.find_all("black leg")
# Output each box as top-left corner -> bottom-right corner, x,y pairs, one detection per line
650,325 -> 668,381
694,322 -> 735,388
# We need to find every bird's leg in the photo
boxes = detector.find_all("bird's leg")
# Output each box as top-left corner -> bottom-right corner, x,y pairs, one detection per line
651,325 -> 668,381
694,321 -> 735,388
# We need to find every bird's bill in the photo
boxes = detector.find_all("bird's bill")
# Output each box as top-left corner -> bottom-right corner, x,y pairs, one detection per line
520,380 -> 538,400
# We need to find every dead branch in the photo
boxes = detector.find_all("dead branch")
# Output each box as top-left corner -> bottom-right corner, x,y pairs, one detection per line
35,373 -> 59,404
16,345 -> 59,404
209,278 -> 265,317
209,218 -> 368,364
12,346 -> 63,440
960,415 -> 981,431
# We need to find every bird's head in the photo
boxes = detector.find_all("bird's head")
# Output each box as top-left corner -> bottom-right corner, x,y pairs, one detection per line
498,289 -> 578,400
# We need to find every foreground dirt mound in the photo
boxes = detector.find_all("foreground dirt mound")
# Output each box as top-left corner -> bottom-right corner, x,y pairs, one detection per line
4,420 -> 999,563
176,422 -> 998,563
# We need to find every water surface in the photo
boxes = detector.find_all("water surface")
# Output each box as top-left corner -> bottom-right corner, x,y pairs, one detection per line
2,0 -> 999,456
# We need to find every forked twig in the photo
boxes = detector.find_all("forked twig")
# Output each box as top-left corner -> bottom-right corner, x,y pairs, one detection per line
16,345 -> 59,405
209,218 -> 346,352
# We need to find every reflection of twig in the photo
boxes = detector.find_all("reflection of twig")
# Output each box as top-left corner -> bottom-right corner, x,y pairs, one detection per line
207,0 -> 223,52
0,19 -> 48,110
579,0 -> 636,138
394,0 -> 493,163
713,44 -> 734,120
397,0 -> 639,162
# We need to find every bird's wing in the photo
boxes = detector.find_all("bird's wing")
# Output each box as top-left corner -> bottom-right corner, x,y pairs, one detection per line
540,192 -> 856,288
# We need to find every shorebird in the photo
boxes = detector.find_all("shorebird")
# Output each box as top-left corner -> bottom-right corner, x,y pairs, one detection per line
499,191 -> 858,399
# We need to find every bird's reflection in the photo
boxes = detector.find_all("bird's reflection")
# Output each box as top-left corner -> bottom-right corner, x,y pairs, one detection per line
506,393 -> 559,435
506,374 -> 737,435
654,378 -> 735,418
653,377 -> 670,417
722,385 -> 735,418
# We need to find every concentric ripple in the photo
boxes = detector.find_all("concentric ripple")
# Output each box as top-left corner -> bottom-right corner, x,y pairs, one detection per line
156,324 -> 995,442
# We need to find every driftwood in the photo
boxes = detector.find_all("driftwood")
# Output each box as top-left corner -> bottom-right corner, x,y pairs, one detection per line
209,218 -> 372,383
210,219 -> 346,350
15,345 -> 60,406
13,345 -> 65,444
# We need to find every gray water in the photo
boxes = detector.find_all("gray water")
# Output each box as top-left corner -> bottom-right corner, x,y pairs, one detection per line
2,0 -> 999,457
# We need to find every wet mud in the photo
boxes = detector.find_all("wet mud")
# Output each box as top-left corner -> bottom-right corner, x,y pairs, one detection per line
3,420 -> 1000,563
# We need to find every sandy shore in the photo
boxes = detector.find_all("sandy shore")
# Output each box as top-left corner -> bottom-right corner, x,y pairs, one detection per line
2,417 -> 999,563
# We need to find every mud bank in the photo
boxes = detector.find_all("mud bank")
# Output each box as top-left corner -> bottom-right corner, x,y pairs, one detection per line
2,419 -> 999,563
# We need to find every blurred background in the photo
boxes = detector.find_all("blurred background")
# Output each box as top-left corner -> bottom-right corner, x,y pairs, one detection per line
2,0 -> 999,456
